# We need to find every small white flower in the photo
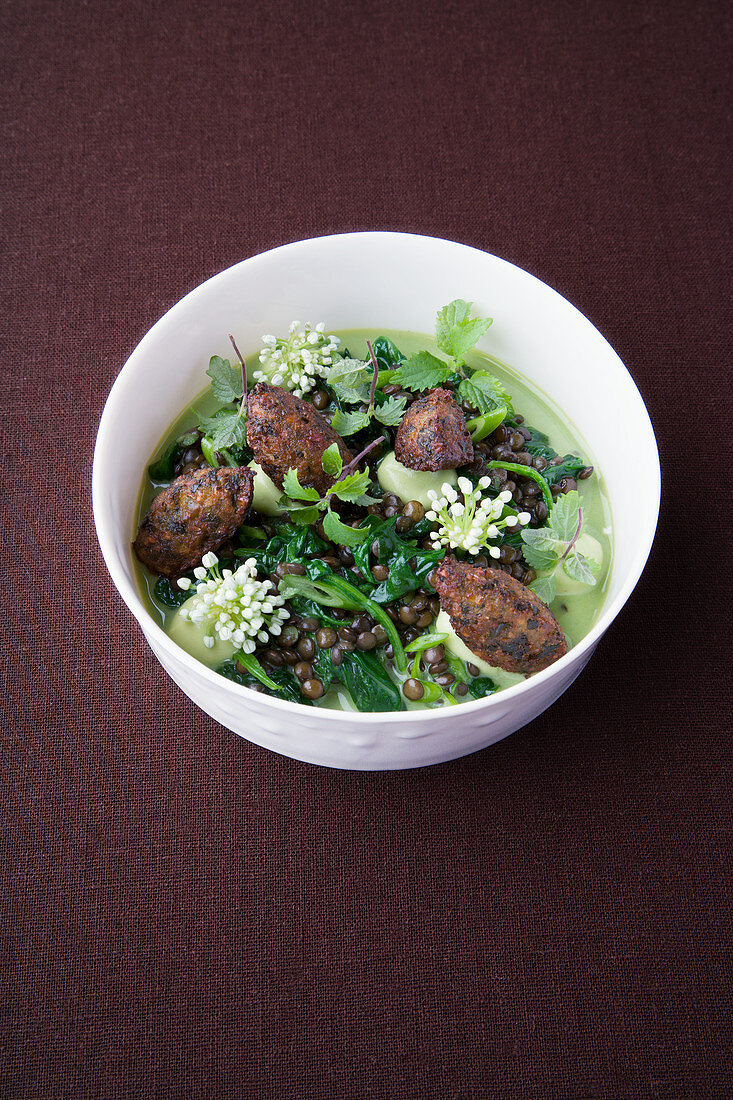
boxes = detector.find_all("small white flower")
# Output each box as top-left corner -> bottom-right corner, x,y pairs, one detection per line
254,321 -> 340,398
178,555 -> 290,652
177,577 -> 192,591
425,476 -> 537,559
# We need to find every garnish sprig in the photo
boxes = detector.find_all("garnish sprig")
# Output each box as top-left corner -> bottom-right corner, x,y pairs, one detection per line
281,444 -> 378,546
520,490 -> 600,604
328,344 -> 408,437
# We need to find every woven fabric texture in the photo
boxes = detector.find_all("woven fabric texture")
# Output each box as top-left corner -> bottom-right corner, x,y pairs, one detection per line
2,1 -> 730,1097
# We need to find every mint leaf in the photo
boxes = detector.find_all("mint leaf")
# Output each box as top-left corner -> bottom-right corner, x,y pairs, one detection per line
529,575 -> 557,605
327,358 -> 371,403
206,355 -> 244,403
283,468 -> 320,502
458,371 -> 512,415
520,527 -> 566,554
322,509 -> 371,547
435,300 -> 492,367
548,490 -> 581,541
563,551 -> 599,586
328,470 -> 376,504
520,543 -> 560,572
395,351 -> 451,393
320,443 -> 343,479
374,394 -> 408,427
331,408 -> 371,436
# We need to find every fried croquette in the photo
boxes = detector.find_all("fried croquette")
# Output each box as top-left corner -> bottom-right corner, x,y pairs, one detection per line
394,388 -> 474,471
434,556 -> 567,673
247,382 -> 352,495
133,466 -> 254,578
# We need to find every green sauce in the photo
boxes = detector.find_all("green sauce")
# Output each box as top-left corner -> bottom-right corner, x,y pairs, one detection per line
135,328 -> 613,705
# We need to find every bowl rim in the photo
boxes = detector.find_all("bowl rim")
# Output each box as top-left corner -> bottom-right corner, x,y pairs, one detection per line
92,230 -> 661,723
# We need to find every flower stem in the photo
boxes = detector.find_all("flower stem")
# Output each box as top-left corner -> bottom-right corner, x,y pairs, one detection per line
366,340 -> 379,412
560,507 -> 583,562
340,434 -> 387,479
486,460 -> 553,510
228,333 -> 248,400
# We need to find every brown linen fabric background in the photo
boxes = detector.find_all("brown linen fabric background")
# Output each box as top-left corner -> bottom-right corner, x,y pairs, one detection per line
2,0 -> 731,1097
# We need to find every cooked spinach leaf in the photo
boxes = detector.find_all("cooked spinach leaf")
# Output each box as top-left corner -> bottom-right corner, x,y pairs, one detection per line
217,659 -> 309,705
154,576 -> 192,607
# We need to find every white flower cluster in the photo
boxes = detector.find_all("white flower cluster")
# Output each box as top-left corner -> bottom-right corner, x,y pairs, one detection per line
254,321 -> 340,398
426,476 -> 531,557
177,553 -> 290,653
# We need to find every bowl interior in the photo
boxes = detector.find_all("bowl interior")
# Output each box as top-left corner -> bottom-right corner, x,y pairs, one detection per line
93,232 -> 660,719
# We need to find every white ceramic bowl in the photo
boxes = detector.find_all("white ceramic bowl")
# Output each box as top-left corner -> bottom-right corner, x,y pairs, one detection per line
93,232 -> 660,770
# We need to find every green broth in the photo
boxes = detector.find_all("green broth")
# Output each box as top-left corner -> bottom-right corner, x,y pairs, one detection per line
135,329 -> 613,706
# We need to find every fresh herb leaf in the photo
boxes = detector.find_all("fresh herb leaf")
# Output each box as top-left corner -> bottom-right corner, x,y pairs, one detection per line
322,508 -> 371,546
320,443 -> 343,479
282,468 -> 320,502
327,358 -> 372,403
529,575 -> 557,605
548,491 -> 581,541
562,550 -> 599,585
457,371 -> 513,415
435,299 -> 492,368
520,491 -> 598,604
197,409 -> 247,450
394,350 -> 451,392
373,394 -> 408,426
287,505 -> 322,526
206,355 -> 244,403
328,470 -> 375,504
331,407 -> 371,436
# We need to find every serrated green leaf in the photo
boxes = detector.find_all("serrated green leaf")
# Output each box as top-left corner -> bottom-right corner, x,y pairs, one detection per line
562,551 -> 599,586
331,407 -> 371,436
328,470 -> 376,504
288,505 -> 321,526
198,409 -> 248,451
327,358 -> 371,403
373,394 -> 408,427
320,442 -> 343,478
435,300 -> 492,367
529,574 -> 557,605
322,508 -> 372,546
520,543 -> 560,572
283,467 -> 321,502
520,528 -> 565,554
548,490 -> 582,541
206,355 -> 244,403
394,351 -> 451,393
458,371 -> 512,415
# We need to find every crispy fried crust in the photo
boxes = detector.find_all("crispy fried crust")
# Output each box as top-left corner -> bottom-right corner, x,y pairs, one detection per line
247,382 -> 353,495
434,557 -> 567,674
394,387 -> 474,471
133,466 -> 254,578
